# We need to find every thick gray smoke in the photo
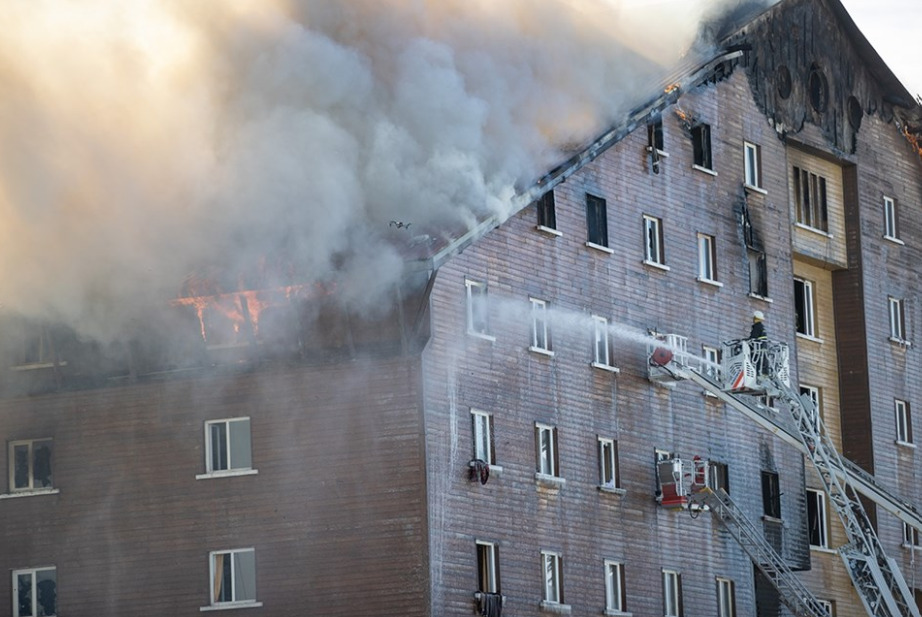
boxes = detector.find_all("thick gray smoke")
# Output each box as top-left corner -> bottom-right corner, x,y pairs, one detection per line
0,0 -> 773,340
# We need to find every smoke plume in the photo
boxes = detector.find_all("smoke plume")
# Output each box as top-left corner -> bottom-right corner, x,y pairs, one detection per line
0,0 -> 771,340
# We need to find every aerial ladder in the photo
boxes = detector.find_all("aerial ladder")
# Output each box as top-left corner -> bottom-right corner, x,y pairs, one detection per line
649,336 -> 921,617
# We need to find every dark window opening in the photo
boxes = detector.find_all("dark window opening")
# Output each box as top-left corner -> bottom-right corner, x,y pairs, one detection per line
793,166 -> 828,231
692,124 -> 712,170
709,461 -> 730,494
537,191 -> 556,230
806,489 -> 827,547
776,65 -> 792,99
847,96 -> 863,130
648,119 -> 664,152
586,194 -> 608,247
749,250 -> 768,297
809,66 -> 828,112
477,543 -> 501,594
761,471 -> 781,518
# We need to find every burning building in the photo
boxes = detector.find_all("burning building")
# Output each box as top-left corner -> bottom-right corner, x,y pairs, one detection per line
2,0 -> 922,616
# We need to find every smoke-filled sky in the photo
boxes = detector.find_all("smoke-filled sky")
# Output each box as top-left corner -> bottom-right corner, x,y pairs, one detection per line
0,0 -> 764,339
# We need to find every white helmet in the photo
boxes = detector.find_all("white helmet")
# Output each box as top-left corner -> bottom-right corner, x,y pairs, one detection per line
753,310 -> 765,322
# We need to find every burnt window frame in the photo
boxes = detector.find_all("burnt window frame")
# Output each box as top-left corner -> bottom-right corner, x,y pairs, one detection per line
536,191 -> 558,233
585,193 -> 609,249
748,249 -> 769,299
761,471 -> 781,519
13,566 -> 57,617
648,118 -> 665,153
691,124 -> 713,171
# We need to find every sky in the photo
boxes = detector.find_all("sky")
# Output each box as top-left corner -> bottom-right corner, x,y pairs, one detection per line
839,0 -> 922,99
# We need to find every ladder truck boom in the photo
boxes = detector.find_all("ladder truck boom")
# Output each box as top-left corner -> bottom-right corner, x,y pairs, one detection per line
649,335 -> 921,617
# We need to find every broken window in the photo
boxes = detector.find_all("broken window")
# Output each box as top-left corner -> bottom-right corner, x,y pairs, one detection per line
663,569 -> 683,617
904,523 -> 921,548
794,278 -> 816,337
748,250 -> 768,298
471,410 -> 495,465
793,166 -> 828,232
643,215 -> 666,266
209,549 -> 258,606
465,280 -> 490,337
536,191 -> 557,231
806,489 -> 828,548
884,196 -> 899,240
204,418 -> 253,475
691,124 -> 712,170
708,461 -> 729,494
535,424 -> 559,478
542,551 -> 564,605
586,193 -> 608,248
761,471 -> 781,519
598,437 -> 620,490
648,118 -> 665,152
13,566 -> 56,617
477,541 -> 501,594
808,66 -> 828,113
9,439 -> 53,492
605,561 -> 626,613
530,298 -> 551,353
744,142 -> 761,188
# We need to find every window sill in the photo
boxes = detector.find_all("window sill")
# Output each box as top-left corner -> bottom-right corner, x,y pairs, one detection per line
605,610 -> 633,617
895,440 -> 916,449
529,346 -> 555,357
796,333 -> 823,344
196,469 -> 259,480
200,601 -> 263,612
744,184 -> 768,195
535,473 -> 566,488
471,463 -> 504,478
748,293 -> 773,303
696,277 -> 723,288
793,222 -> 833,238
884,235 -> 904,245
646,146 -> 669,158
642,260 -> 670,272
540,601 -> 572,614
761,515 -> 784,524
0,488 -> 59,500
888,337 -> 912,348
598,484 -> 626,495
10,361 -> 68,372
536,225 -> 562,237
591,362 -> 620,374
902,543 -> 922,550
586,242 -> 614,255
810,545 -> 837,555
692,164 -> 717,176
468,331 -> 497,342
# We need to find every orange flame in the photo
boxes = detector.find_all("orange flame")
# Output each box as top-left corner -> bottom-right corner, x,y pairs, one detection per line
900,125 -> 922,161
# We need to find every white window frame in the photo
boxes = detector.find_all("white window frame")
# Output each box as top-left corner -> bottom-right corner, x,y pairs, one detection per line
529,298 -> 552,354
591,315 -> 617,372
793,166 -> 829,232
717,577 -> 735,617
465,279 -> 493,339
205,548 -> 261,610
696,233 -> 719,284
818,599 -> 834,616
198,417 -> 256,480
903,522 -> 921,549
472,410 -> 494,465
883,196 -> 900,241
743,142 -> 762,189
807,489 -> 828,549
476,541 -> 500,594
12,566 -> 56,617
663,569 -> 682,617
889,296 -> 907,343
702,345 -> 720,380
598,437 -> 621,491
895,399 -> 913,445
541,551 -> 563,605
8,439 -> 54,494
536,424 -> 558,478
604,560 -> 626,613
794,278 -> 816,338
799,385 -> 821,435
643,215 -> 666,267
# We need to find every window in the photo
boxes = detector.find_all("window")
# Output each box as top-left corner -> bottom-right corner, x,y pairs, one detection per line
748,250 -> 768,298
818,599 -> 834,616
592,316 -> 614,370
904,523 -> 921,548
204,418 -> 253,475
709,461 -> 729,494
702,345 -> 720,380
466,280 -> 490,337
648,118 -> 664,152
663,570 -> 683,617
889,297 -> 907,342
800,385 -> 821,434
643,215 -> 666,266
8,439 -> 53,493
884,196 -> 899,240
761,471 -> 781,518
806,489 -> 828,548
477,541 -> 500,593
13,567 -> 56,617
535,424 -> 559,477
793,166 -> 828,232
586,194 -> 609,248
209,549 -> 259,607
537,191 -> 557,231
717,578 -> 736,617
530,298 -> 551,353
605,561 -> 626,613
896,400 -> 913,444
472,410 -> 495,465
598,438 -> 620,490
542,551 -> 564,604
692,124 -> 712,170
744,142 -> 761,188
697,233 -> 718,283
794,278 -> 816,337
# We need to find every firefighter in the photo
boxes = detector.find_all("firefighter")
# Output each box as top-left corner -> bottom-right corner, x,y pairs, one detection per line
748,311 -> 769,376
748,310 -> 767,340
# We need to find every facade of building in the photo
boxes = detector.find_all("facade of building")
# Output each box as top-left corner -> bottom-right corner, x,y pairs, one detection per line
2,0 -> 922,616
